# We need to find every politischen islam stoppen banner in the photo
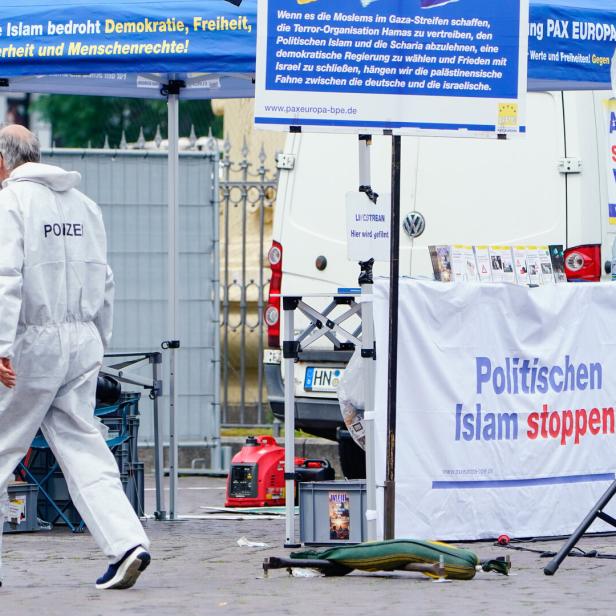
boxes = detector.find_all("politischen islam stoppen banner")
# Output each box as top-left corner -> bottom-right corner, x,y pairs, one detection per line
373,279 -> 616,540
255,0 -> 529,136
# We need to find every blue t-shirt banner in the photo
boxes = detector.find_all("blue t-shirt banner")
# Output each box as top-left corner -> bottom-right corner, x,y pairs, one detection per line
255,0 -> 528,136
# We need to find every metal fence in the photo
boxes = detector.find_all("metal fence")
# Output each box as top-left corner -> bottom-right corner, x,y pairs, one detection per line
219,140 -> 278,427
41,135 -> 278,436
42,146 -> 220,445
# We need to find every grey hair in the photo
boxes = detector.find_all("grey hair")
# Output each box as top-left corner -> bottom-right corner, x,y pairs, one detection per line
0,130 -> 40,171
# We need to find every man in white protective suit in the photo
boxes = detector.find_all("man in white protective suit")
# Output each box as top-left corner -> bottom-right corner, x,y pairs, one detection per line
0,124 -> 151,590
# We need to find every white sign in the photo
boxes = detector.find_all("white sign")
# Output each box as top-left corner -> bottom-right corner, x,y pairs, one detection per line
345,192 -> 390,262
255,0 -> 528,136
8,496 -> 26,524
373,279 -> 616,540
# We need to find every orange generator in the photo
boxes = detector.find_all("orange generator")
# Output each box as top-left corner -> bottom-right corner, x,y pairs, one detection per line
225,435 -> 334,507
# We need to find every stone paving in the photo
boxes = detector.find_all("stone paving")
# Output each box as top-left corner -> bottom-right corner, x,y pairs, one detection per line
2,475 -> 615,615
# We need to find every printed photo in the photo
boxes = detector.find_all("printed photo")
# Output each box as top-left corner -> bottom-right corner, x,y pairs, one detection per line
329,492 -> 350,541
436,246 -> 452,282
549,245 -> 567,282
541,263 -> 553,275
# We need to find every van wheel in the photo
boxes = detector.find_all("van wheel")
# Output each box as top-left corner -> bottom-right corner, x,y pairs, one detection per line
337,429 -> 366,479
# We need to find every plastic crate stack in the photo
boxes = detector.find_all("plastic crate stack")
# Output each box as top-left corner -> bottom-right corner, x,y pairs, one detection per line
26,446 -> 84,529
99,391 -> 145,519
24,391 -> 145,529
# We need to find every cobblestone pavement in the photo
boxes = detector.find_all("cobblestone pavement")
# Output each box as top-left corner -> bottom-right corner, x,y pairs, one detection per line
2,475 -> 616,615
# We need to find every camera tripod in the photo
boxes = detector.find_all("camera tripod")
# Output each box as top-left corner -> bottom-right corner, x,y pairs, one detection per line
544,478 -> 616,575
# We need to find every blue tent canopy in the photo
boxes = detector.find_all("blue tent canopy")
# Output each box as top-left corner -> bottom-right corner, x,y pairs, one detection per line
528,0 -> 616,91
0,0 -> 614,97
0,0 -> 258,99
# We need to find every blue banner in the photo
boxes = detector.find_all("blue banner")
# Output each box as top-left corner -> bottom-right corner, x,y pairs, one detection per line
528,0 -> 616,90
255,0 -> 527,135
0,0 -> 257,77
0,0 -> 614,97
264,0 -> 522,100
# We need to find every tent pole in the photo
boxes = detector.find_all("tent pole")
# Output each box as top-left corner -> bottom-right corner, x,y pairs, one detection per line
384,135 -> 401,540
360,263 -> 377,541
167,90 -> 180,520
152,357 -> 166,519
211,139 -> 223,471
283,303 -> 299,547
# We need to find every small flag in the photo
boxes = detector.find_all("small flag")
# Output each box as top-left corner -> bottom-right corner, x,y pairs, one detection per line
421,0 -> 459,8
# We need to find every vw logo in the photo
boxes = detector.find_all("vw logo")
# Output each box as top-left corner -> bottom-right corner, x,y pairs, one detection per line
402,212 -> 426,239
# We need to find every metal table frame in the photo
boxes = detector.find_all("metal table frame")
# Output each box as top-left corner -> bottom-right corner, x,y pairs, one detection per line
281,280 -> 377,546
102,352 -> 166,520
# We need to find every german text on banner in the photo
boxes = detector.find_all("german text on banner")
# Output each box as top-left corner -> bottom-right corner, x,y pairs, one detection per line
0,0 -> 256,77
373,279 -> 616,540
255,0 -> 528,136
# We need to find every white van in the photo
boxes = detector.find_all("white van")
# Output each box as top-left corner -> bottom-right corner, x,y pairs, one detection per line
264,90 -> 613,477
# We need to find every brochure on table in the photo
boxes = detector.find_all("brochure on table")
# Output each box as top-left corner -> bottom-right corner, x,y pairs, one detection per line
429,244 -> 566,284
373,279 -> 616,540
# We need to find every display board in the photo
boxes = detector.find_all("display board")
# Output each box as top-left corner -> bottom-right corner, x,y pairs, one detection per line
255,0 -> 528,136
373,279 -> 616,540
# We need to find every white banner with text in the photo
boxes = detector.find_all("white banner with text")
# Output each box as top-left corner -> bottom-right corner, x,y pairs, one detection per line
373,279 -> 616,540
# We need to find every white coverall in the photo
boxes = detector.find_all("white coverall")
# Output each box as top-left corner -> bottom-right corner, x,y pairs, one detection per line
0,162 -> 150,570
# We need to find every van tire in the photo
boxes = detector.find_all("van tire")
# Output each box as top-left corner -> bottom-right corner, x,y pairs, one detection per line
337,429 -> 366,479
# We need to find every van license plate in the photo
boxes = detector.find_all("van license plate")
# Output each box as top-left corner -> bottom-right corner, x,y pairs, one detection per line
304,367 -> 343,393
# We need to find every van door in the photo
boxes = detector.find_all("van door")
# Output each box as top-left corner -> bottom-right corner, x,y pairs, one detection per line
406,91 -> 568,278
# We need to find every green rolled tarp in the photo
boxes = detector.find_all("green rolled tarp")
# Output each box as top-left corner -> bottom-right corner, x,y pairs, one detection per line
292,539 -> 510,580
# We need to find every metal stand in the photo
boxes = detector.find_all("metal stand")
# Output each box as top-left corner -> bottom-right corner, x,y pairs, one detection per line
283,301 -> 297,547
384,134 -> 401,540
359,260 -> 377,542
280,134 -> 381,546
101,352 -> 165,520
544,479 -> 616,575
282,293 -> 362,547
357,134 -> 378,542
